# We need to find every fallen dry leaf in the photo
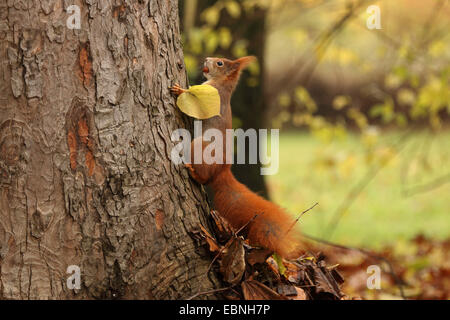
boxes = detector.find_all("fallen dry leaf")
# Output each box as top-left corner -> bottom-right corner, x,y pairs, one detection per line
265,257 -> 281,280
241,280 -> 288,300
276,283 -> 297,296
220,237 -> 246,285
200,225 -> 220,253
246,248 -> 273,266
292,286 -> 308,300
210,210 -> 234,244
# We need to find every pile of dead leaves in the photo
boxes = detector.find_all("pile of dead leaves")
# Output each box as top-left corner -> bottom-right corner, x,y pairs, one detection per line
319,235 -> 450,300
192,211 -> 348,300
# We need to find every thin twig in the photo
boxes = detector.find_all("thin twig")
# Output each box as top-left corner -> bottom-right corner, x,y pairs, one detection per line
206,214 -> 260,274
236,214 -> 260,236
272,0 -> 369,90
206,245 -> 226,274
286,202 -> 319,235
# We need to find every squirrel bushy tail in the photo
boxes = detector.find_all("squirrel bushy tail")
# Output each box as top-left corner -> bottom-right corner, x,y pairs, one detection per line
209,166 -> 305,259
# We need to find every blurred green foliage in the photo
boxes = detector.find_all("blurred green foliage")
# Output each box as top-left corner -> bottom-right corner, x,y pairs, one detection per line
268,0 -> 450,136
182,0 -> 263,81
181,0 -> 266,133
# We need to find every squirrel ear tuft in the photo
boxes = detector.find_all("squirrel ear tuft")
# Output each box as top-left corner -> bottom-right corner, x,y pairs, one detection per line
233,56 -> 256,70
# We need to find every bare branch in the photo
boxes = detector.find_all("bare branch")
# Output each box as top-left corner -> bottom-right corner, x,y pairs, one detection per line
286,202 -> 319,235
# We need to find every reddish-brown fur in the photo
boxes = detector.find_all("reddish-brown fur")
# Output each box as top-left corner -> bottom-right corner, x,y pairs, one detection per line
171,56 -> 304,258
209,165 -> 304,258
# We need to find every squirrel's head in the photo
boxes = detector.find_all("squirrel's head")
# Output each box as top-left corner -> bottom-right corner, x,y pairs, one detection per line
202,56 -> 256,88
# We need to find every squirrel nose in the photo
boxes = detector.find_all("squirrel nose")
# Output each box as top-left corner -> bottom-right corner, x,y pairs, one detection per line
203,59 -> 210,73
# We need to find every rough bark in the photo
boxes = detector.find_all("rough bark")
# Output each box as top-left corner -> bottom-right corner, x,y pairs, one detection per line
0,0 -> 219,299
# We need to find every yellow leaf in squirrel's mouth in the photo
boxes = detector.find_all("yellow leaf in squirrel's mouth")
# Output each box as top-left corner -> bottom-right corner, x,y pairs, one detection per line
176,84 -> 221,119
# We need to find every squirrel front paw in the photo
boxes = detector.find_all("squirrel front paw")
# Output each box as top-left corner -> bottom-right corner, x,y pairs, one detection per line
185,163 -> 208,184
170,83 -> 187,96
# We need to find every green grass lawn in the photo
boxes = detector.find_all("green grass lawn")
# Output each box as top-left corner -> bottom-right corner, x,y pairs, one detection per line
266,129 -> 450,249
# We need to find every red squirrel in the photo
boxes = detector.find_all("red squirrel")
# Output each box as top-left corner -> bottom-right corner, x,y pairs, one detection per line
171,56 -> 304,259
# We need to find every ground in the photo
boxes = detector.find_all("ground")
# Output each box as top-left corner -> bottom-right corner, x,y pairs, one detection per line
267,129 -> 450,249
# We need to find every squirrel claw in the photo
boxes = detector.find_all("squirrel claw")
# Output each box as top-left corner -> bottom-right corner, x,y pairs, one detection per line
170,83 -> 186,96
185,163 -> 196,176
185,163 -> 208,184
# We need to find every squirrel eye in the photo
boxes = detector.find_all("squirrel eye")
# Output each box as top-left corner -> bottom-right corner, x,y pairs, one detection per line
216,61 -> 223,67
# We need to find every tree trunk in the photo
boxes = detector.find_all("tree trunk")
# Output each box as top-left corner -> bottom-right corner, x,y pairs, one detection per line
0,0 -> 219,299
226,5 -> 269,198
